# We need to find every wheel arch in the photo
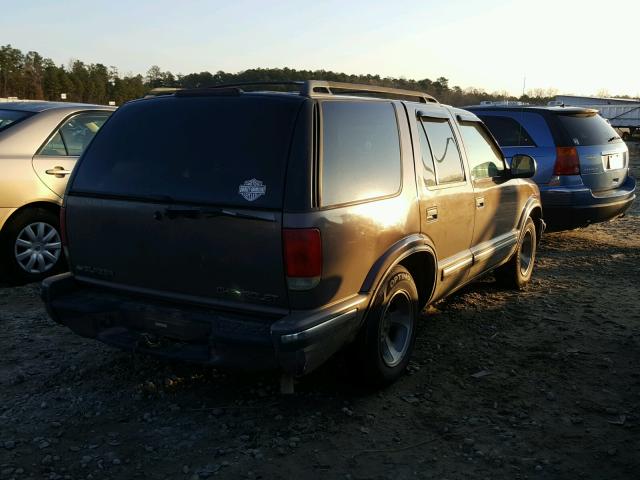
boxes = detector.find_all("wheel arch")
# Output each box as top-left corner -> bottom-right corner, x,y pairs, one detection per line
361,234 -> 438,312
517,196 -> 544,244
0,201 -> 61,235
528,205 -> 543,244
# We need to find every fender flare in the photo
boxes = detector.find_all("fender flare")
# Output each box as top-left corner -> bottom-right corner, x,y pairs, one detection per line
516,195 -> 543,241
360,233 -> 438,310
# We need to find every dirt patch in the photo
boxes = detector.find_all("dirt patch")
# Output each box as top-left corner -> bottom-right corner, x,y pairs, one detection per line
1,147 -> 639,480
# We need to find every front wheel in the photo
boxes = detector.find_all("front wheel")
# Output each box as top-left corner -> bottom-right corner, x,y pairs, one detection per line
0,208 -> 65,285
495,217 -> 537,290
351,265 -> 419,387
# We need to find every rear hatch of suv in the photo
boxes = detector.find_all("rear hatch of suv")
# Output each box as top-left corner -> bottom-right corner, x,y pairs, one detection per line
65,93 -> 306,311
552,110 -> 629,192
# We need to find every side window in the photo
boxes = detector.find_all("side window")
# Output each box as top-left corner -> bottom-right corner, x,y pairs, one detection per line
421,118 -> 465,184
416,121 -> 437,187
459,122 -> 506,180
39,112 -> 110,157
479,115 -> 536,147
40,131 -> 67,156
321,101 -> 401,206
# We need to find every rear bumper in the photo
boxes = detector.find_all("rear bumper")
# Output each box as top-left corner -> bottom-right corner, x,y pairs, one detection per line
42,273 -> 366,376
540,176 -> 636,230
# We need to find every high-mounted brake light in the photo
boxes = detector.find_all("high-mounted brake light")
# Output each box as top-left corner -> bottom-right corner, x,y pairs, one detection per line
283,228 -> 322,290
554,147 -> 580,175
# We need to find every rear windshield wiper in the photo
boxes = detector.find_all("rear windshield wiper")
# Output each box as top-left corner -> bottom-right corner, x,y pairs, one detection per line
608,136 -> 621,142
163,206 -> 275,222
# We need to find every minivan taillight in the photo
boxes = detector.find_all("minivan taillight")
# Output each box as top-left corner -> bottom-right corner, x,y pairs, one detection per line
59,206 -> 68,247
554,147 -> 580,175
283,228 -> 322,290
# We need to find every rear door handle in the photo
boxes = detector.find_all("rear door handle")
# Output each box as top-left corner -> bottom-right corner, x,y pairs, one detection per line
426,207 -> 438,222
45,166 -> 72,177
476,197 -> 485,208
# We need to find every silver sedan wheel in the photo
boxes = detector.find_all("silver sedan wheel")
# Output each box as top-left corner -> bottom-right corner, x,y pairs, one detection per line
14,222 -> 62,274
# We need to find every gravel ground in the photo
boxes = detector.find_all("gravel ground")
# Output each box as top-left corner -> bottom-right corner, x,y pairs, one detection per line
1,146 -> 639,480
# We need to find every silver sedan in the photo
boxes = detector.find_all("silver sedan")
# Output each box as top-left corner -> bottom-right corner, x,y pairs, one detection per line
0,101 -> 114,284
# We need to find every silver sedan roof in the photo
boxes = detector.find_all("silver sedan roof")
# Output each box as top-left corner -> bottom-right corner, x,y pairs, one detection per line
0,101 -> 114,113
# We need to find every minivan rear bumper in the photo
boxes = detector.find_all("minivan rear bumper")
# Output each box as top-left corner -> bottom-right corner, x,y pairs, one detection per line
540,175 -> 636,230
42,273 -> 366,376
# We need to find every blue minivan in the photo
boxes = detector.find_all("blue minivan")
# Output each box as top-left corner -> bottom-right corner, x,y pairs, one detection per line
467,105 -> 636,230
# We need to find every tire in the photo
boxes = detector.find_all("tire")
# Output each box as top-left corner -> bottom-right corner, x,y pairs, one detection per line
495,217 -> 537,290
622,132 -> 630,141
0,208 -> 65,285
351,265 -> 419,387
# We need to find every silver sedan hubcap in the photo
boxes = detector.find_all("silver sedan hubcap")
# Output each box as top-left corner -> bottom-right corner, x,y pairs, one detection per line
380,290 -> 413,367
14,222 -> 62,274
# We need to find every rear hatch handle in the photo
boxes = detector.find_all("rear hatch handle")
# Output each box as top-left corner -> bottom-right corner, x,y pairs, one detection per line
161,206 -> 276,222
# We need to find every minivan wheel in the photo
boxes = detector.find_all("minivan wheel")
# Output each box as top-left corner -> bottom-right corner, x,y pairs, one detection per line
0,208 -> 64,285
351,265 -> 419,386
495,217 -> 537,290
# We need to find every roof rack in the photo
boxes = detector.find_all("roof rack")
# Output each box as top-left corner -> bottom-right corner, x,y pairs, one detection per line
144,87 -> 183,98
189,80 -> 438,103
304,80 -> 438,104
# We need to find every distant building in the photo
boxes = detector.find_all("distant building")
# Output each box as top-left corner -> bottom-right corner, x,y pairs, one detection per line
553,95 -> 640,106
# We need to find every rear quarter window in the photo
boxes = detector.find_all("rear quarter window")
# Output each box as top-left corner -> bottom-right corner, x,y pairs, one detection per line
71,95 -> 303,208
321,101 -> 401,206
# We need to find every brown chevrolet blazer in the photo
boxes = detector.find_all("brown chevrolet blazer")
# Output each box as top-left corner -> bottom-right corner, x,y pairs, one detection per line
42,81 -> 544,388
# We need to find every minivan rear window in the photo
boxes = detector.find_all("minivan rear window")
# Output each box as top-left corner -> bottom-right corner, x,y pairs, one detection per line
0,109 -> 34,132
71,95 -> 303,208
556,113 -> 622,146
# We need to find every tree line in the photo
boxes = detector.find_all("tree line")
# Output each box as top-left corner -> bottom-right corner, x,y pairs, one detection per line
1,44 -> 569,106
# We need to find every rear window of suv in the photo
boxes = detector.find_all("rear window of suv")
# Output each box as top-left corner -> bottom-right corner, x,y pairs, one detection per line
71,95 -> 303,208
556,112 -> 622,146
0,109 -> 34,132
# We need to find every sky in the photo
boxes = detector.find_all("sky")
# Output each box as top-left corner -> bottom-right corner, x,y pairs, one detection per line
2,0 -> 639,97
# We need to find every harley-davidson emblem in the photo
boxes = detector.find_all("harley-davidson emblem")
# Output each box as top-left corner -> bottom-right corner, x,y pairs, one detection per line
238,178 -> 266,202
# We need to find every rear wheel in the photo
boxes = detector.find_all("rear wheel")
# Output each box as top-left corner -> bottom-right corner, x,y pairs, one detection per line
0,208 -> 64,285
351,265 -> 419,386
495,217 -> 537,290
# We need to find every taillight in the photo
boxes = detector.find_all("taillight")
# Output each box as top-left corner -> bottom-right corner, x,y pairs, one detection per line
59,206 -> 68,247
283,228 -> 322,290
554,147 -> 580,175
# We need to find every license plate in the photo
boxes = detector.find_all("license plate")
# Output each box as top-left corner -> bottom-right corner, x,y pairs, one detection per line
608,154 -> 624,170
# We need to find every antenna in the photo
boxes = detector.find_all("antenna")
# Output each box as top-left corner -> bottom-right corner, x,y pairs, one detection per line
518,75 -> 526,149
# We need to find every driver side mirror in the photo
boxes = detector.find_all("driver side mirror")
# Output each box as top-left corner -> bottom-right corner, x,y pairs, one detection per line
510,154 -> 537,178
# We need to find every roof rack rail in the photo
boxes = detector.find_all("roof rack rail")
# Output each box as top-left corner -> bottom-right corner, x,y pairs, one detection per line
144,87 -> 183,98
189,80 -> 438,103
303,80 -> 438,104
